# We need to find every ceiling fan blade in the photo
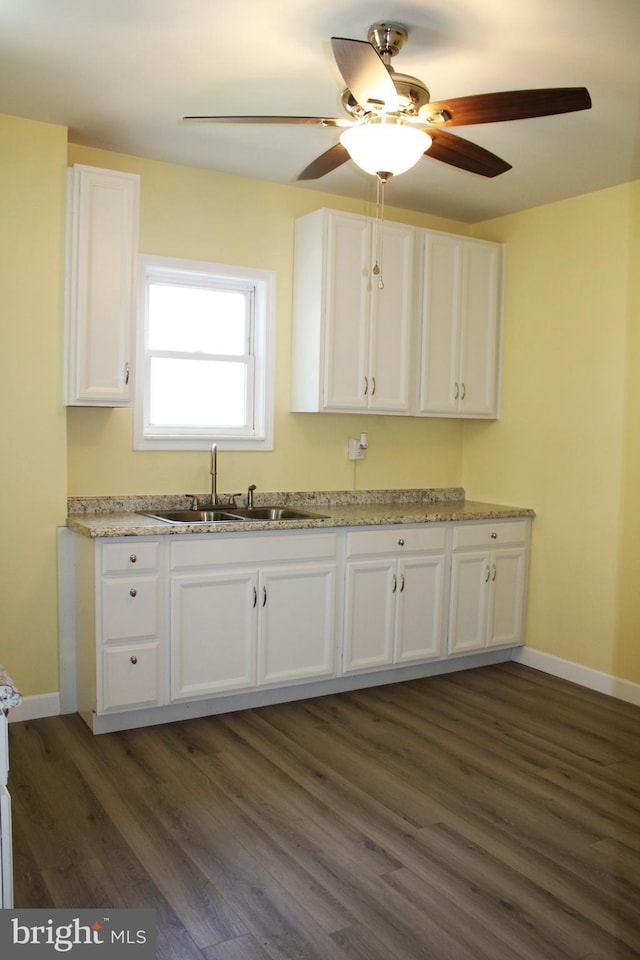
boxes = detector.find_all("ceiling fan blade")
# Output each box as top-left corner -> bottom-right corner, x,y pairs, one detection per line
425,87 -> 592,126
297,142 -> 351,181
183,115 -> 347,126
427,129 -> 512,178
330,37 -> 398,109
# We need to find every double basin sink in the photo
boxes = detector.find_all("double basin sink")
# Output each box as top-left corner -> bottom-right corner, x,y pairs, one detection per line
142,506 -> 328,525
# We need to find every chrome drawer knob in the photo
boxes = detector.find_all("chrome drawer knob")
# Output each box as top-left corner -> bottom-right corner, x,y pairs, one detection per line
130,554 -> 137,563
130,656 -> 138,665
398,538 -> 405,546
129,588 -> 137,597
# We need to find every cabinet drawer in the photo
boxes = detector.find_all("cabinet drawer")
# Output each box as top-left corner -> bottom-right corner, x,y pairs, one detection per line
101,641 -> 161,711
102,576 -> 161,643
452,519 -> 529,550
170,532 -> 338,570
101,540 -> 160,574
345,525 -> 447,558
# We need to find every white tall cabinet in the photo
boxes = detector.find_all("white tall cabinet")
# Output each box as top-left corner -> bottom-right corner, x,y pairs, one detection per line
290,208 -> 415,414
65,164 -> 140,406
418,231 -> 504,417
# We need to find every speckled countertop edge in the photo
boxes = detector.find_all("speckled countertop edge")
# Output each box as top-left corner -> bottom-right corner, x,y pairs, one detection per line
0,664 -> 22,708
67,488 -> 535,538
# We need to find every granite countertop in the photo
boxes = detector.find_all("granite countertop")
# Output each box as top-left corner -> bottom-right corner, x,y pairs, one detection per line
67,488 -> 535,538
0,664 -> 22,709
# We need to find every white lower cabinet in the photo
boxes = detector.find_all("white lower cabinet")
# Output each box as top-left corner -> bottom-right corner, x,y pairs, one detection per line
1,711 -> 13,907
74,517 -> 530,731
75,536 -> 167,722
343,526 -> 447,672
448,520 -> 530,655
169,532 -> 338,701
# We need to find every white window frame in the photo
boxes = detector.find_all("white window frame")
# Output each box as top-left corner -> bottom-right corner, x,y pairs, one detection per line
134,254 -> 275,451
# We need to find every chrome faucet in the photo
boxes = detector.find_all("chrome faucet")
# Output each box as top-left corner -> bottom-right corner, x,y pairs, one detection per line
247,483 -> 257,508
210,442 -> 218,505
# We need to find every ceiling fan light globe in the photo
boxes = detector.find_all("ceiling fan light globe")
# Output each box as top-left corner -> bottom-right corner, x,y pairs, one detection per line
340,121 -> 432,177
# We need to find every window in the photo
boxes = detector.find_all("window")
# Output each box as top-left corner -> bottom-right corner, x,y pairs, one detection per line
134,255 -> 275,450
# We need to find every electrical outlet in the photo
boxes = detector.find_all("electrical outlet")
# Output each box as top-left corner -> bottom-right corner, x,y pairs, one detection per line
348,439 -> 365,461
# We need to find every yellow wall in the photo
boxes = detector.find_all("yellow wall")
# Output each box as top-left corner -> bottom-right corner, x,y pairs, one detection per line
615,180 -> 640,683
4,113 -> 640,700
66,144 -> 466,498
466,182 -> 639,681
0,114 -> 68,696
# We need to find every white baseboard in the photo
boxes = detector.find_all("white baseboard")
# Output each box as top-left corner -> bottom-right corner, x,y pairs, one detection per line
8,693 -> 61,723
512,647 -> 640,708
9,651 -> 640,725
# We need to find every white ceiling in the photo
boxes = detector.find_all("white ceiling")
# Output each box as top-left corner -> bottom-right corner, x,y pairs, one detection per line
2,0 -> 639,222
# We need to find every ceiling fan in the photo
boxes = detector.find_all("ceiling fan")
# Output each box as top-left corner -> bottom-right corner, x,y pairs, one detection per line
184,21 -> 592,183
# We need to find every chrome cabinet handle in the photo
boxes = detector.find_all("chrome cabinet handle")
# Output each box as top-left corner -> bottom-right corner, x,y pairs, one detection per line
125,362 -> 130,385
262,586 -> 267,607
461,382 -> 466,400
130,655 -> 137,665
491,532 -> 497,539
485,565 -> 491,583
129,554 -> 137,563
454,382 -> 459,400
129,588 -> 137,597
371,376 -> 376,396
252,586 -> 257,608
398,538 -> 405,546
364,376 -> 369,396
392,574 -> 397,593
492,565 -> 497,582
400,573 -> 405,592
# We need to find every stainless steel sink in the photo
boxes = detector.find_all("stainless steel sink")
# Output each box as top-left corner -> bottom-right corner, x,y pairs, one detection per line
141,509 -> 243,524
227,506 -> 328,521
141,506 -> 328,524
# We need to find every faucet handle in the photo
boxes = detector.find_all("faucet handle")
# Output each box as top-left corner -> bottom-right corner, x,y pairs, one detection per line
219,492 -> 243,507
185,494 -> 199,510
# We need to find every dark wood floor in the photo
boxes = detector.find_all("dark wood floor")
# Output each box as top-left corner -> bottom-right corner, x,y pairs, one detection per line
8,662 -> 640,960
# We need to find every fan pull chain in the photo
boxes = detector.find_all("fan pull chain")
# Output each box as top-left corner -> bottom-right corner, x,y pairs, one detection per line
372,175 -> 385,290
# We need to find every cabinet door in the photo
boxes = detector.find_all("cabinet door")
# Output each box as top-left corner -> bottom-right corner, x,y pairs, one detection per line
418,231 -> 463,414
395,555 -> 446,662
343,559 -> 396,671
258,563 -> 336,685
459,240 -> 502,416
66,165 -> 139,405
487,548 -> 527,647
448,552 -> 489,654
369,221 -> 414,413
323,214 -> 370,410
170,570 -> 257,700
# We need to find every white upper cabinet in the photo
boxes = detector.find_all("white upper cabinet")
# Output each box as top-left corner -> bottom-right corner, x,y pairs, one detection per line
291,208 -> 414,414
65,164 -> 140,406
418,231 -> 504,418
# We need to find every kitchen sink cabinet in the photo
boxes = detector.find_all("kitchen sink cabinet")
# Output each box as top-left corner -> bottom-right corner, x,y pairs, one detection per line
291,208 -> 414,414
65,164 -> 140,406
169,532 -> 338,701
448,520 -> 530,655
342,526 -> 447,672
417,231 -> 504,418
71,515 -> 530,733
